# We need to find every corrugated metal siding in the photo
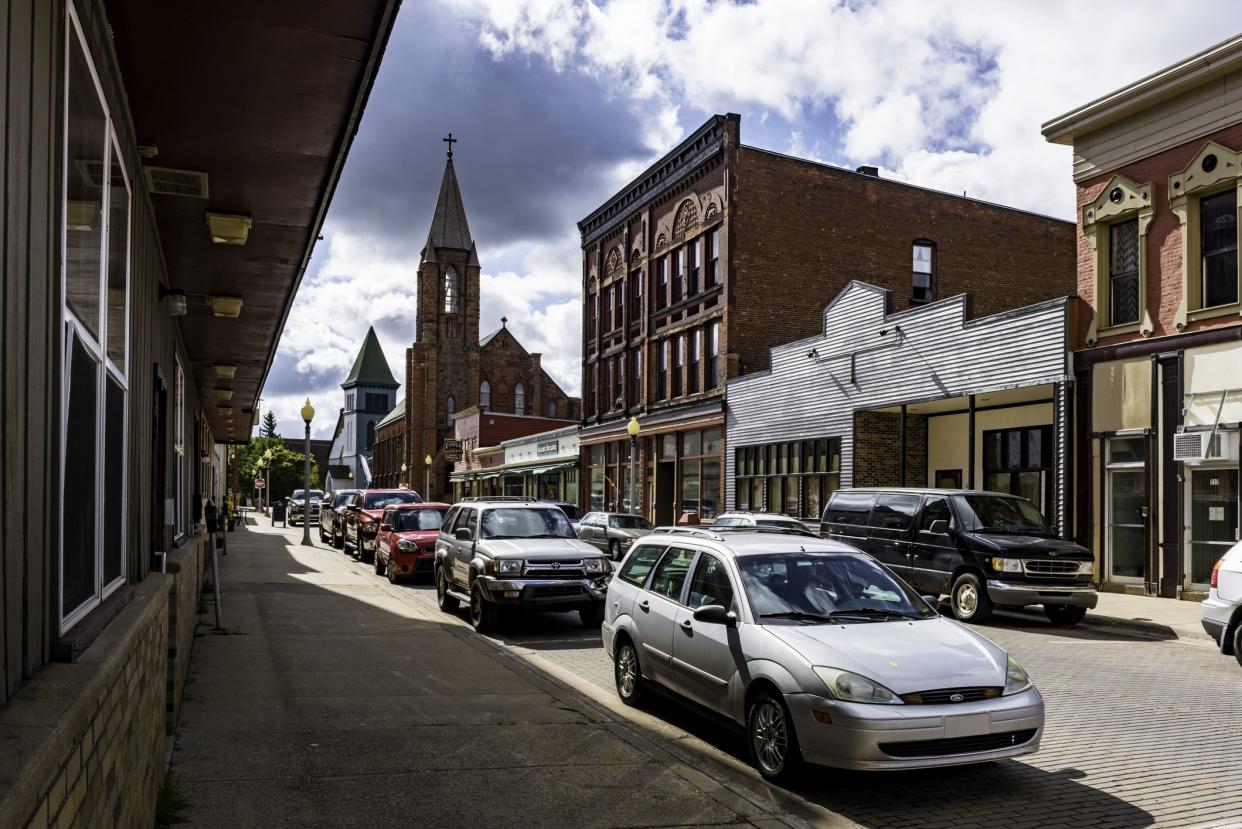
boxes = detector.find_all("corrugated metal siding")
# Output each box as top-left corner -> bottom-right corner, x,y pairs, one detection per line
725,282 -> 1069,509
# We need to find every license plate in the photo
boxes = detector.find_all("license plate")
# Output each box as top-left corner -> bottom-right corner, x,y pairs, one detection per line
944,712 -> 990,738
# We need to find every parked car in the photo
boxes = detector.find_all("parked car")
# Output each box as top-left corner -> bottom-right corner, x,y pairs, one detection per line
602,527 -> 1043,780
711,512 -> 817,536
320,489 -> 359,547
434,500 -> 610,632
579,512 -> 655,559
343,489 -> 422,562
820,488 -> 1097,624
374,503 -> 450,583
288,488 -> 324,526
541,500 -> 583,532
1201,540 -> 1242,667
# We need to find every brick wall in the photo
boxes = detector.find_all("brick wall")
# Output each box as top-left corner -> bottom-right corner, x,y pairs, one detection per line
1075,122 -> 1242,345
852,411 -> 928,488
732,146 -> 1078,376
166,539 -> 204,735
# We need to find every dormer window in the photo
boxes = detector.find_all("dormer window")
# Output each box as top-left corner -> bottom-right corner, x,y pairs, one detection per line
443,266 -> 459,313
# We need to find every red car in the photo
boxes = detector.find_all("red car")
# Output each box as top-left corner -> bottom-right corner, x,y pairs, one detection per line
374,503 -> 450,583
343,489 -> 421,562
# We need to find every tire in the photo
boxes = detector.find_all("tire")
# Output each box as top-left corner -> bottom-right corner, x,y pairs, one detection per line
319,526 -> 327,542
436,566 -> 459,612
950,572 -> 993,623
360,540 -> 374,564
387,559 -> 400,584
747,690 -> 803,784
1043,604 -> 1087,625
374,552 -> 385,576
608,540 -> 621,561
469,582 -> 500,633
1232,623 -> 1242,669
579,602 -> 605,627
614,638 -> 647,706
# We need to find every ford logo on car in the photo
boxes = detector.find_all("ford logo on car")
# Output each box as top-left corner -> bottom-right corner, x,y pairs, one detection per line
949,693 -> 965,703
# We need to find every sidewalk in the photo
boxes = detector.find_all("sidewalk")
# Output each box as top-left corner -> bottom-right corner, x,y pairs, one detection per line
171,520 -> 829,828
1085,590 -> 1213,642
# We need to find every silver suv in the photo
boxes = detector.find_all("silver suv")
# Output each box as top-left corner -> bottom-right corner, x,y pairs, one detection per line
434,501 -> 611,632
603,527 -> 1043,781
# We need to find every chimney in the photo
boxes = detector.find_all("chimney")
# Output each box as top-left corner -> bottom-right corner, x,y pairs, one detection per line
855,165 -> 879,177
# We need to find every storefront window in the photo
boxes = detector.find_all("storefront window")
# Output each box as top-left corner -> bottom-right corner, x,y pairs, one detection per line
983,426 -> 1052,513
588,444 -> 605,511
1106,436 -> 1147,581
1188,466 -> 1237,586
735,438 -> 839,519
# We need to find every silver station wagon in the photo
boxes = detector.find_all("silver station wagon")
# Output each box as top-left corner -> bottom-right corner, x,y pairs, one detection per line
601,528 -> 1044,781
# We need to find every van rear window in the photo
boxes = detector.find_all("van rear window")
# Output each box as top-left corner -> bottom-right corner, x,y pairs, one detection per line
822,492 -> 875,525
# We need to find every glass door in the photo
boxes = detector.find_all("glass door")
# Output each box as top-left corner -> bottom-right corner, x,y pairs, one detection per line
1187,468 -> 1239,588
1106,437 -> 1148,582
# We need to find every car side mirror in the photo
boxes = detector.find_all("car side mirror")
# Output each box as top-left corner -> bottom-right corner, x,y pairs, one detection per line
693,604 -> 737,627
921,594 -> 941,610
379,523 -> 392,532
928,519 -> 949,535
454,527 -> 473,542
347,504 -> 360,512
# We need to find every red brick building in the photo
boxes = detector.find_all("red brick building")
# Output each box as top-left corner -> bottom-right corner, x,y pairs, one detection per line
579,113 -> 1077,523
369,151 -> 580,498
1043,35 -> 1242,598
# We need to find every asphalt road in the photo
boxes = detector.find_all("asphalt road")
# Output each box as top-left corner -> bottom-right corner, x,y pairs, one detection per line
329,539 -> 1242,829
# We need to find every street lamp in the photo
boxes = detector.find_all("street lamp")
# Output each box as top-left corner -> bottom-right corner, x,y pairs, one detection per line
255,457 -> 265,514
300,398 -> 315,546
262,448 -> 274,515
401,461 -> 408,489
424,454 -> 433,501
626,416 -> 641,516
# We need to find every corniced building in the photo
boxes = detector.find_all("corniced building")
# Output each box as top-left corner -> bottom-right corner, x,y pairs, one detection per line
0,0 -> 398,825
578,113 -> 1077,524
1044,35 -> 1242,599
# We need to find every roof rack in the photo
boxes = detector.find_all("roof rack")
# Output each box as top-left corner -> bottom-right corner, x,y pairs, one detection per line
650,526 -> 726,540
650,525 -> 820,540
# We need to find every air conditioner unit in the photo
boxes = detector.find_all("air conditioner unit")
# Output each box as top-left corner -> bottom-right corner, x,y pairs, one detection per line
1175,431 -> 1238,463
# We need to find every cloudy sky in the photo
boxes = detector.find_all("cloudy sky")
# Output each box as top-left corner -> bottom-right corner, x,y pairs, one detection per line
262,0 -> 1242,439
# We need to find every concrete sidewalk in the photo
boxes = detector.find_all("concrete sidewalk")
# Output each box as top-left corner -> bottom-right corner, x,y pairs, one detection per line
1085,590 -> 1213,642
172,521 -> 833,828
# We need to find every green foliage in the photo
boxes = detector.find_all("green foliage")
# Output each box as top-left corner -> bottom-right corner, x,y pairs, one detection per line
234,435 -> 320,503
156,771 -> 190,826
260,410 -> 279,437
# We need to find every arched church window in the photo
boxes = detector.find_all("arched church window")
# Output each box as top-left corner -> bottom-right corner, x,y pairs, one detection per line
480,381 -> 491,411
443,266 -> 459,313
673,199 -> 698,236
446,396 -> 455,425
547,401 -> 557,418
514,382 -> 526,415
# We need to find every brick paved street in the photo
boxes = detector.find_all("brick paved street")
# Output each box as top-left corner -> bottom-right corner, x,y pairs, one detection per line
316,533 -> 1242,829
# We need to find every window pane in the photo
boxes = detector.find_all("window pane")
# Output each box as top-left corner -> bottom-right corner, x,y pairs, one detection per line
687,554 -> 733,609
1202,190 -> 1238,308
704,428 -> 721,455
1109,437 -> 1146,465
1007,431 -> 1022,469
1109,219 -> 1140,325
649,547 -> 695,600
619,545 -> 666,587
701,459 -> 720,520
767,477 -> 782,512
106,150 -> 130,371
66,37 -> 107,341
913,244 -> 933,273
64,334 -> 99,615
684,430 -> 702,456
103,375 -> 125,585
681,458 -> 701,516
868,494 -> 921,530
803,476 -> 820,520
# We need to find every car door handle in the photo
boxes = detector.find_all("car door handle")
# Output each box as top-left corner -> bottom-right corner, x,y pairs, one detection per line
638,600 -> 650,612
680,619 -> 693,631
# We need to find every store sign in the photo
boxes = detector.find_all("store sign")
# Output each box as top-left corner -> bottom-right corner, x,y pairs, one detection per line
537,440 -> 559,457
442,439 -> 463,462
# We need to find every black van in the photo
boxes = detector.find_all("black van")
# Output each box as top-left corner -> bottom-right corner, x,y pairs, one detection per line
820,488 -> 1097,625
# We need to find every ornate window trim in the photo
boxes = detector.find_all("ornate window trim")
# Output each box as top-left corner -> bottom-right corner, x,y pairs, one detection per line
605,246 -> 623,275
1169,141 -> 1242,329
1083,174 -> 1154,344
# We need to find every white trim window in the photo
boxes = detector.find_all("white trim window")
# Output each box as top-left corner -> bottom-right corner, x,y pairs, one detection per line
60,6 -> 131,632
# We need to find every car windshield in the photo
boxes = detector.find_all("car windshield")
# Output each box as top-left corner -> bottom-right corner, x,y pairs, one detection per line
757,518 -> 806,530
332,492 -> 355,507
292,489 -> 323,501
364,491 -> 421,509
480,507 -> 577,539
953,495 -> 1050,535
397,508 -> 447,532
609,515 -> 653,530
737,552 -> 936,624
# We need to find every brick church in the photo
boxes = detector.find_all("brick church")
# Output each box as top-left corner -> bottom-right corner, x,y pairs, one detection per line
370,143 -> 580,498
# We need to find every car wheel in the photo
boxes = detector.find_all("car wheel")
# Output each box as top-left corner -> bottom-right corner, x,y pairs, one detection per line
374,552 -> 385,576
360,541 -> 374,564
579,603 -> 605,627
319,526 -> 327,542
1232,623 -> 1242,669
950,573 -> 993,623
1043,604 -> 1087,625
747,690 -> 803,784
469,582 -> 499,633
387,560 -> 400,584
614,638 -> 647,705
436,567 -> 459,612
608,540 -> 621,561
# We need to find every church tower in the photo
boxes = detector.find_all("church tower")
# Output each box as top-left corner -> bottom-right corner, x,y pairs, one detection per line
405,137 -> 481,500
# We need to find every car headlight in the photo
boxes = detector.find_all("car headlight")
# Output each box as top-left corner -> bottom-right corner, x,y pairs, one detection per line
813,667 -> 902,705
583,558 -> 605,574
396,540 -> 418,553
991,557 -> 1022,573
1004,655 -> 1031,695
496,559 -> 524,575
1078,560 -> 1095,575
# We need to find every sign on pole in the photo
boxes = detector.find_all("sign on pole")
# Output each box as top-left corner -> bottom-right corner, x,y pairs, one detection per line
442,439 -> 463,462
255,478 -> 266,490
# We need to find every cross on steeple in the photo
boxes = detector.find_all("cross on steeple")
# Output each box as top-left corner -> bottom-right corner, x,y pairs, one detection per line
500,316 -> 508,328
443,132 -> 457,160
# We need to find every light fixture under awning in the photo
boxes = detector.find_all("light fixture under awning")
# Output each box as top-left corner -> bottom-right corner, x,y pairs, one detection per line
205,211 -> 251,245
210,296 -> 243,318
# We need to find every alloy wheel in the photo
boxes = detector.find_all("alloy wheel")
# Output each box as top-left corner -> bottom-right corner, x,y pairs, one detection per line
751,699 -> 788,775
617,644 -> 638,698
955,581 -> 978,617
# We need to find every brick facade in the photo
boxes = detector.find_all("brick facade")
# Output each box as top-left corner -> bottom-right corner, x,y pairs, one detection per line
851,411 -> 929,489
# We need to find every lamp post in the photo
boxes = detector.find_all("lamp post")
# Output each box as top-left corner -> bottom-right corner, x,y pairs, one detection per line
401,462 -> 408,489
262,448 -> 274,514
300,398 -> 315,546
255,458 -> 264,513
626,416 -> 641,516
424,454 -> 433,501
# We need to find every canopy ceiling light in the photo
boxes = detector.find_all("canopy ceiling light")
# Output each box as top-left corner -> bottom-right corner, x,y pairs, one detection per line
158,284 -> 188,316
216,406 -> 233,417
215,365 -> 236,380
205,211 -> 252,245
215,388 -> 233,401
210,296 -> 243,318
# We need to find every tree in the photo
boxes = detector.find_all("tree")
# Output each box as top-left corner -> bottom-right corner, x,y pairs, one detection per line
260,410 -> 279,437
235,436 -> 320,504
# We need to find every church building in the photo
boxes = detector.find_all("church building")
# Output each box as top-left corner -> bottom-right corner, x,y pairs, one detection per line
326,326 -> 399,489
370,142 -> 580,498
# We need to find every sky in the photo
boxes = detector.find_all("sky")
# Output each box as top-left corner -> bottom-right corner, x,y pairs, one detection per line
262,0 -> 1242,440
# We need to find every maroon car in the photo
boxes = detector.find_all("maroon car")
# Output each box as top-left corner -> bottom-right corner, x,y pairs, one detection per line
343,489 -> 421,562
374,503 -> 450,583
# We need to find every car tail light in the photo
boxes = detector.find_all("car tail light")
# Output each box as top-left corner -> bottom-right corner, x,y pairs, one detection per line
1211,558 -> 1223,589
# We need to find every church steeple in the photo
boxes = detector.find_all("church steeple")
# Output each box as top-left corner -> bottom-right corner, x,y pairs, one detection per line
425,147 -> 472,253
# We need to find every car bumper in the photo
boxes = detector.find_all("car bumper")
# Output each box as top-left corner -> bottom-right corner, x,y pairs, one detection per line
789,686 -> 1045,771
477,576 -> 607,610
987,580 -> 1098,609
1201,593 -> 1238,649
390,551 -> 435,577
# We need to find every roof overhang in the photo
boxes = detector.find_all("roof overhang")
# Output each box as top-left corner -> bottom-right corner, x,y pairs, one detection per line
1042,34 -> 1242,145
106,0 -> 401,442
